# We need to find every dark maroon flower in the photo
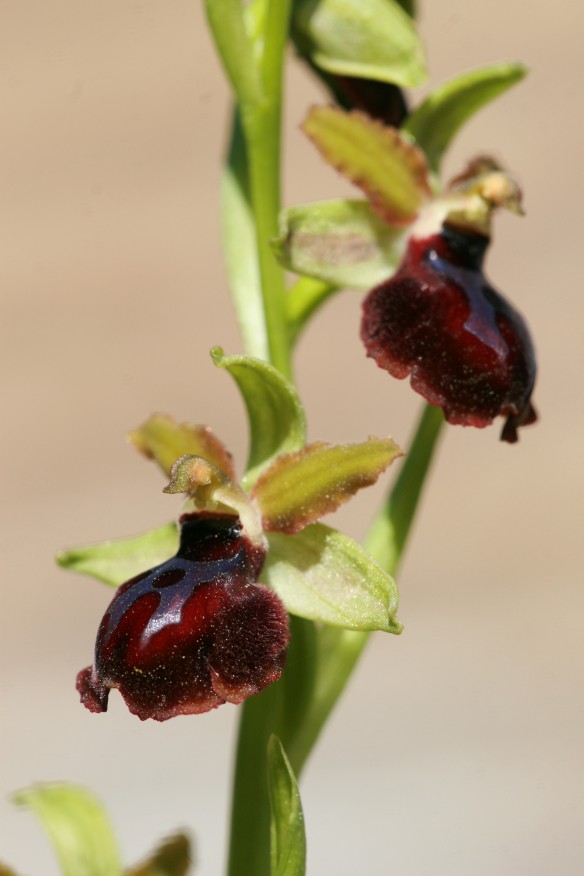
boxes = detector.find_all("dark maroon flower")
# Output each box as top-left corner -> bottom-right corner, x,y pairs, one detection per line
330,76 -> 408,128
77,513 -> 289,721
361,222 -> 537,442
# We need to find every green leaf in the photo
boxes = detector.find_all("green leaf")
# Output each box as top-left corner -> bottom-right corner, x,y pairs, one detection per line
125,834 -> 192,876
211,347 -> 307,488
268,737 -> 306,876
129,414 -> 236,480
57,523 -> 178,587
203,0 -> 261,106
13,784 -> 121,876
273,199 -> 406,290
263,523 -> 402,632
252,437 -> 403,533
404,62 -> 528,172
292,0 -> 426,87
303,107 -> 431,226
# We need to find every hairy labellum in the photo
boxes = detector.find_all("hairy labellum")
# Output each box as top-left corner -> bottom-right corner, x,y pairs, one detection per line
361,223 -> 537,442
77,513 -> 289,721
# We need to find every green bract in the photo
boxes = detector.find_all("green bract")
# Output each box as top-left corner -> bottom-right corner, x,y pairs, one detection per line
292,0 -> 426,87
13,785 -> 121,876
404,62 -> 527,172
12,783 -> 192,876
211,347 -> 307,488
268,737 -> 306,876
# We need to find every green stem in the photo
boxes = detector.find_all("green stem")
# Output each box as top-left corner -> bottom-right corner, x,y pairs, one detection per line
365,402 -> 444,570
227,617 -> 317,876
286,402 -> 445,774
242,102 -> 291,377
228,403 -> 443,875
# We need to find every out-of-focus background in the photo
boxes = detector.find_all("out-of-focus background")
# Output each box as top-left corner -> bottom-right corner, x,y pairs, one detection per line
1,2 -> 582,873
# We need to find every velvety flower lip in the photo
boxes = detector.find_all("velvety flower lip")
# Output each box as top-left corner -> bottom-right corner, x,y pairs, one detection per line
77,512 -> 289,722
361,222 -> 537,442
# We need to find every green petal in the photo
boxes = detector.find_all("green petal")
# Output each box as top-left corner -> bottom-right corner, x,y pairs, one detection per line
129,414 -> 236,480
303,107 -> 431,226
124,834 -> 192,876
253,437 -> 402,533
272,199 -> 406,289
13,784 -> 121,876
57,523 -> 178,587
293,0 -> 426,87
268,736 -> 306,876
264,523 -> 402,633
211,347 -> 307,488
404,62 -> 528,172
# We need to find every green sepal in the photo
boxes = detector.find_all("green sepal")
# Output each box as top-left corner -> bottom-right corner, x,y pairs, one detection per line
129,414 -> 236,480
211,347 -> 307,488
292,0 -> 426,87
303,107 -> 431,226
263,523 -> 402,633
404,62 -> 528,172
268,736 -> 306,876
252,437 -> 403,533
0,863 -> 20,876
273,199 -> 406,290
13,784 -> 121,876
124,834 -> 192,876
57,523 -> 178,587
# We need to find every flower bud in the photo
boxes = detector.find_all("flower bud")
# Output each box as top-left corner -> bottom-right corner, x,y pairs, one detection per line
77,513 -> 289,721
361,223 -> 537,442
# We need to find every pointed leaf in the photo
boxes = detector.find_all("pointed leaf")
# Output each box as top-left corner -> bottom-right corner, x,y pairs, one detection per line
303,107 -> 431,226
252,437 -> 402,534
125,834 -> 192,876
264,523 -> 402,632
211,347 -> 307,488
404,62 -> 528,172
268,736 -> 306,876
57,523 -> 178,587
13,784 -> 121,876
293,0 -> 426,87
273,199 -> 406,289
129,414 -> 236,480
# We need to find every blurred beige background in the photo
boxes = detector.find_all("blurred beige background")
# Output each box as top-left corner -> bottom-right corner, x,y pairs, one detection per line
1,1 -> 583,873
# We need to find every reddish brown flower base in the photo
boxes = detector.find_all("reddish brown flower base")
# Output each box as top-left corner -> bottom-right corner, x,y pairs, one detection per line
361,224 -> 537,442
332,76 -> 408,128
77,513 -> 289,721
